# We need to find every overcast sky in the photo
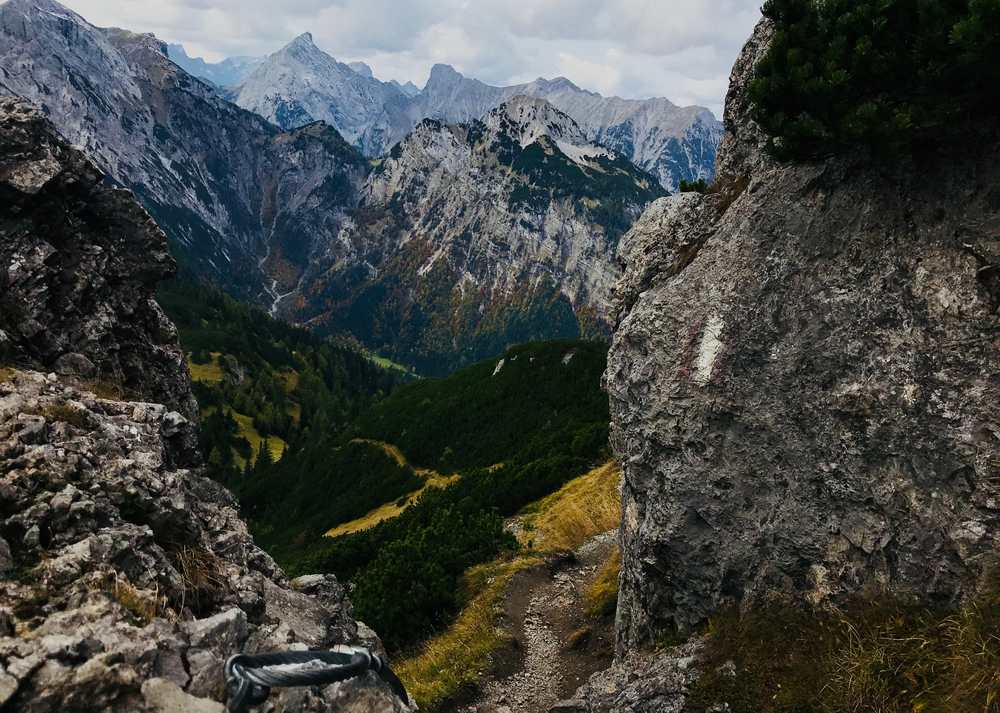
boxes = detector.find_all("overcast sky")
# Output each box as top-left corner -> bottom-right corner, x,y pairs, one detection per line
60,0 -> 762,117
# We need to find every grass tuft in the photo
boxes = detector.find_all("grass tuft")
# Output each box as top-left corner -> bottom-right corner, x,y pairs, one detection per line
79,377 -> 129,401
40,403 -> 91,430
171,546 -> 227,615
98,571 -> 173,625
689,582 -> 1000,713
518,461 -> 621,552
584,546 -> 621,619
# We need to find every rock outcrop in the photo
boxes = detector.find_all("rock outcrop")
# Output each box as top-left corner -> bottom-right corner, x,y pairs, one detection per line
0,97 -> 195,421
606,17 -> 999,650
0,97 -> 410,713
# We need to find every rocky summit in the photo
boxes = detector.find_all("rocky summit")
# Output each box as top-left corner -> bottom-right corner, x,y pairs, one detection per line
0,97 -> 410,713
233,32 -> 412,157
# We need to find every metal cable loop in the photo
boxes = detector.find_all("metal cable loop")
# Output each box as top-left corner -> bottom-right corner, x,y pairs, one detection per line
224,645 -> 408,713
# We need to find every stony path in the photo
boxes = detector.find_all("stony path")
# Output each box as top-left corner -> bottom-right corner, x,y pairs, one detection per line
460,531 -> 618,713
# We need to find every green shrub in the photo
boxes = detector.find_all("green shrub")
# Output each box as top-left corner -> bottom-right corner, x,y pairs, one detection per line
750,0 -> 1000,160
678,178 -> 709,193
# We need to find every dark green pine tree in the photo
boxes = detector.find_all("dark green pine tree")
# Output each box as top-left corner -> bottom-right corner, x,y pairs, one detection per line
255,440 -> 273,472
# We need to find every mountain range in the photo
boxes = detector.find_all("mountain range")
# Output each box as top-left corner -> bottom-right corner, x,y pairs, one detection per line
290,96 -> 664,372
0,0 -> 666,373
186,32 -> 721,191
0,0 -> 369,307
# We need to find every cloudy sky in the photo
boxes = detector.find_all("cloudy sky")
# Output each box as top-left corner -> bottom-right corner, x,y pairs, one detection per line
61,0 -> 762,117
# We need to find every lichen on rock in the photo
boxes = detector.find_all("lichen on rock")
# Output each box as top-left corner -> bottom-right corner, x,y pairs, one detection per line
0,96 -> 411,713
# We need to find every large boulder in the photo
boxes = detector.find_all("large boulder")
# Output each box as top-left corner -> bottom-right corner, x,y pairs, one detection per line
604,19 -> 1000,651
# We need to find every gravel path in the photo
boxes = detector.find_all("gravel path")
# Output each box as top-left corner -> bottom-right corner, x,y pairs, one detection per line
460,531 -> 617,713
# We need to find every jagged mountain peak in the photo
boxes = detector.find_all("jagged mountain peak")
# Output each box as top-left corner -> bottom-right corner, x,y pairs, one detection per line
3,0 -> 78,15
165,43 -> 263,88
484,95 -> 587,148
390,78 -> 420,97
530,75 -> 586,94
275,30 -> 325,61
2,0 -> 93,34
234,30 -> 409,154
427,62 -> 463,83
349,60 -> 374,78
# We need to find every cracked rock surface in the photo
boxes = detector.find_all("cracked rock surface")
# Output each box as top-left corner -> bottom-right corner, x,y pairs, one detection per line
606,18 -> 1000,649
0,96 -> 411,712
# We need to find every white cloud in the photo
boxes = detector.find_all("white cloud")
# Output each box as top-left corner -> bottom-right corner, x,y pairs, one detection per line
60,0 -> 761,117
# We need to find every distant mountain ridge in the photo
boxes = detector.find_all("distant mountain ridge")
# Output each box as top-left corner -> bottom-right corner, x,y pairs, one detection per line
165,43 -> 263,87
222,35 -> 721,190
232,32 -> 413,157
411,65 -> 723,192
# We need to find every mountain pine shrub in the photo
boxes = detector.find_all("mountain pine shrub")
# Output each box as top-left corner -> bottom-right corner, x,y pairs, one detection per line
750,0 -> 1000,160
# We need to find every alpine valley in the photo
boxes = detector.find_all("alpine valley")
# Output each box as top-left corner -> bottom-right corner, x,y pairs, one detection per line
0,0 -> 709,373
2,2 -> 998,713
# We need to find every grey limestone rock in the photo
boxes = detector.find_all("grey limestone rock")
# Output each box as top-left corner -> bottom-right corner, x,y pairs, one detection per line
0,96 -> 410,712
607,18 -> 999,648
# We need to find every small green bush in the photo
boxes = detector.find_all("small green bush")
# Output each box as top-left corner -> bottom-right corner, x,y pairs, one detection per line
678,178 -> 709,193
750,0 -> 1000,160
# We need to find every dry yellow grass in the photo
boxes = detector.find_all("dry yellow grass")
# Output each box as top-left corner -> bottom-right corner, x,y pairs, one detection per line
96,571 -> 173,625
396,554 -> 542,711
518,461 -> 622,552
584,546 -> 621,618
232,411 -> 286,465
0,367 -> 15,383
186,352 -> 224,383
325,440 -> 459,537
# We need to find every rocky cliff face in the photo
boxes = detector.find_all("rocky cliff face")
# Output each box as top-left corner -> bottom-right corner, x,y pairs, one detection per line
0,0 -> 368,305
0,98 -> 409,713
290,96 -> 664,374
0,98 -> 195,421
606,18 -> 999,654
